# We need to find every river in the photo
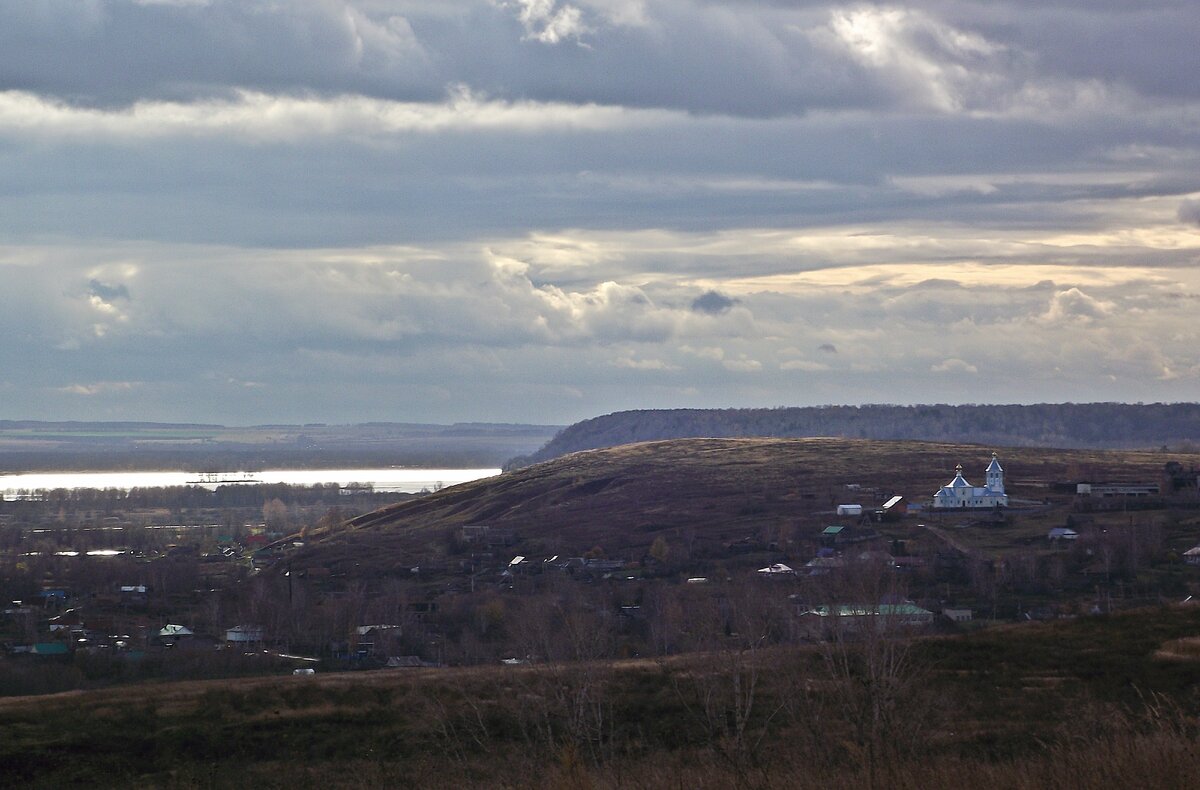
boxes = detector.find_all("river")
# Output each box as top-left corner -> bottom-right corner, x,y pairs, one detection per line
0,467 -> 501,498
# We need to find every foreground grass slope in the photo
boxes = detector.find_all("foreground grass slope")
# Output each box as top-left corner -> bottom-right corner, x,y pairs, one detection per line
3,606 -> 1200,788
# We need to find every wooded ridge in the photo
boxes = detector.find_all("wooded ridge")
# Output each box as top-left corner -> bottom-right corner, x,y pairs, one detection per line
511,403 -> 1200,468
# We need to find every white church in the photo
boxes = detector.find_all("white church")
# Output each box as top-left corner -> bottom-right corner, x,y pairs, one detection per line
932,453 -> 1008,509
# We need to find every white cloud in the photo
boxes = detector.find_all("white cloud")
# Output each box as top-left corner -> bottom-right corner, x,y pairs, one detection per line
132,0 -> 211,6
816,4 -> 1006,113
931,358 -> 979,374
780,359 -> 829,372
681,346 -> 725,361
579,0 -> 647,28
0,87 -> 675,142
613,356 -> 677,371
1042,287 -> 1114,323
722,356 -> 762,372
58,381 -> 138,396
502,0 -> 590,44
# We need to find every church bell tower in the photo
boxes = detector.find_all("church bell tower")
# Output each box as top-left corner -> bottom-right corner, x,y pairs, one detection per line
986,452 -> 1004,494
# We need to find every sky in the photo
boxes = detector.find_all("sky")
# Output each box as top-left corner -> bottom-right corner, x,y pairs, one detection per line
1,0 -> 1199,425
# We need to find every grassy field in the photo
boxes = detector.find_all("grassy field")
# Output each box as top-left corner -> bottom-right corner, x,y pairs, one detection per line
3,605 -> 1200,787
286,437 -> 1200,579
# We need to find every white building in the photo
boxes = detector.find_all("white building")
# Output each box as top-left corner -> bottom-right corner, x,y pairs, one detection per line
225,625 -> 264,644
757,563 -> 795,576
932,453 -> 1008,509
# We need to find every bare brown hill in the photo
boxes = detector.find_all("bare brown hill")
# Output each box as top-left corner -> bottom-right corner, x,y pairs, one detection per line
282,437 -> 1198,578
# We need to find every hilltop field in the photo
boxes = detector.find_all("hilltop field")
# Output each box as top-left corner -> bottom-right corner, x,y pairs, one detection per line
288,437 -> 1200,586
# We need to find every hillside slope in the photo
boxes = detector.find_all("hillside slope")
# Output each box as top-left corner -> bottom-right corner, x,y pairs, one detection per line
510,403 -> 1200,467
285,437 -> 1192,578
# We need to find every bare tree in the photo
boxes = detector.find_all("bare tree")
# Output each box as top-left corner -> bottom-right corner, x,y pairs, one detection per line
661,579 -> 794,785
802,560 -> 932,790
510,585 -> 619,767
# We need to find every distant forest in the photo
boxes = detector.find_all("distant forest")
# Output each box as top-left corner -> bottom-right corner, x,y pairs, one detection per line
511,403 -> 1200,467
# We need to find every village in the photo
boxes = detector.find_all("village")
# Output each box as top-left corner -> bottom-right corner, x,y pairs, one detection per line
3,450 -> 1200,687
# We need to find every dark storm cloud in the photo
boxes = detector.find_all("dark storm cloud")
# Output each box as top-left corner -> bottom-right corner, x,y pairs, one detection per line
691,290 -> 737,315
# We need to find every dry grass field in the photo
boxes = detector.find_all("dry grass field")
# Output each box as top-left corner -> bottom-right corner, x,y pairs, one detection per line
287,437 -> 1200,578
3,605 -> 1200,788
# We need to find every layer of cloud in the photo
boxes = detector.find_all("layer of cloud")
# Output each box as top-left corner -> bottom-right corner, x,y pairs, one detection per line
0,87 -> 674,141
0,1 -> 1198,423
2,1 -> 1194,117
2,233 -> 1197,422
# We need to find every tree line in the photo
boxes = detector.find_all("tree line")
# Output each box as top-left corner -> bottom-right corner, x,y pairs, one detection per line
512,403 -> 1200,467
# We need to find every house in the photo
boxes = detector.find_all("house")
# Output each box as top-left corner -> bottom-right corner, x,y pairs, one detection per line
119,585 -> 149,605
1076,483 -> 1159,497
798,602 -> 935,630
461,524 -> 491,544
837,504 -> 863,517
820,526 -> 845,546
582,558 -> 625,573
39,589 -> 69,609
353,624 -> 404,657
878,495 -> 907,521
225,625 -> 264,644
48,609 -> 85,634
460,524 -> 516,548
156,624 -> 194,646
933,454 -> 1008,509
756,563 -> 795,576
1183,545 -> 1200,566
820,524 -> 877,546
804,556 -> 845,575
892,556 -> 927,570
856,550 -> 895,568
1048,527 -> 1079,542
943,608 -> 973,623
389,654 -> 443,668
30,642 -> 71,657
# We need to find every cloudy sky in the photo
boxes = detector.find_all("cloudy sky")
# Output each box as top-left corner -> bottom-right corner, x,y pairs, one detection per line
2,0 -> 1199,425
